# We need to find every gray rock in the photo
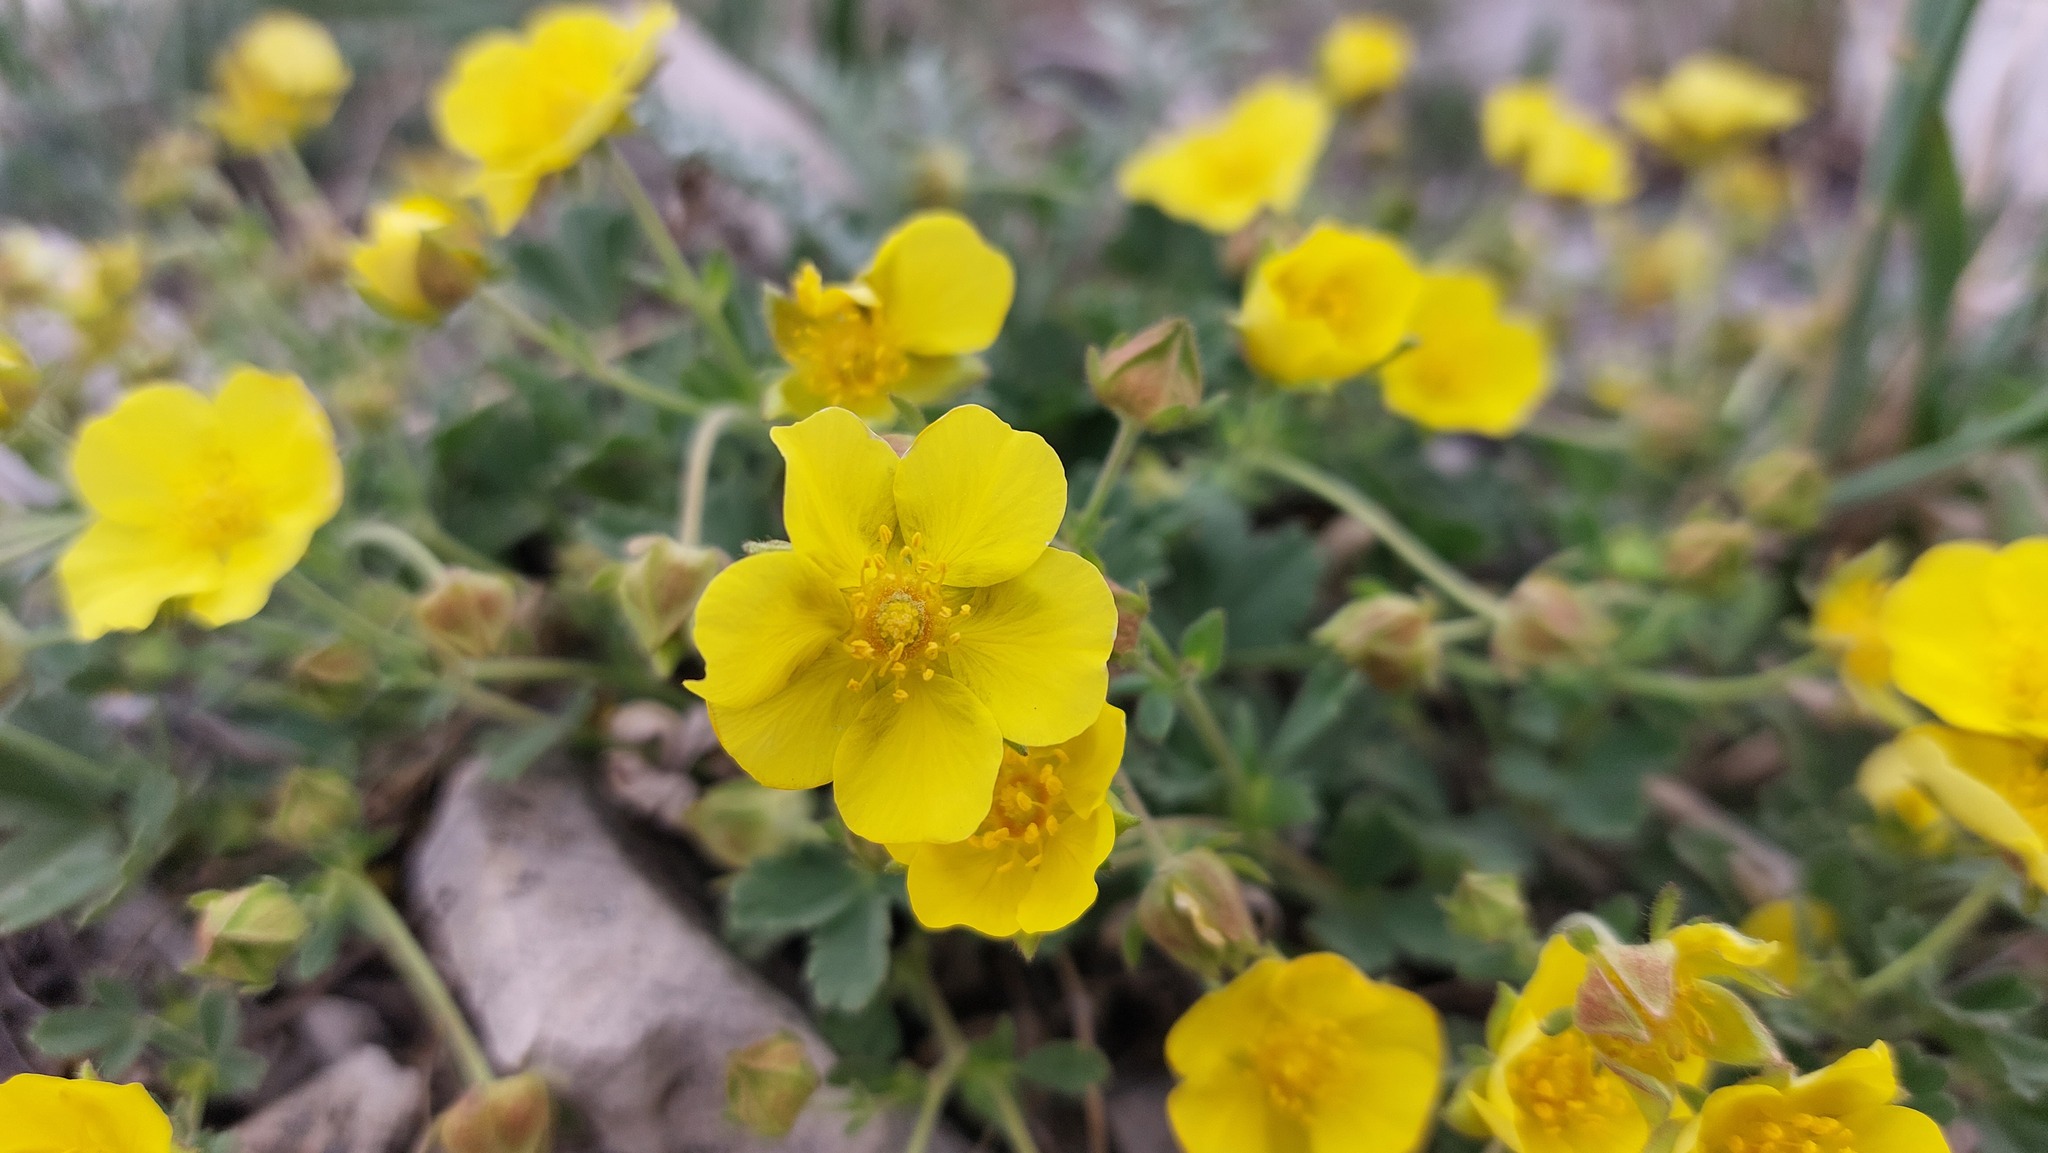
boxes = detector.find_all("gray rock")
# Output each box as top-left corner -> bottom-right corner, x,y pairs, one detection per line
231,1046 -> 424,1153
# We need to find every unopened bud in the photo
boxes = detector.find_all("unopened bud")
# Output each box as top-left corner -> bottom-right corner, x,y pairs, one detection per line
684,779 -> 820,871
1136,849 -> 1263,981
1314,593 -> 1440,692
0,333 -> 41,428
189,878 -> 307,990
724,1032 -> 820,1138
615,535 -> 729,675
1664,518 -> 1756,592
416,568 -> 519,659
438,1073 -> 552,1153
1736,448 -> 1827,533
1087,317 -> 1204,430
908,143 -> 971,208
1110,582 -> 1149,659
350,195 -> 487,323
1491,574 -> 1614,677
1440,872 -> 1535,950
268,767 -> 361,851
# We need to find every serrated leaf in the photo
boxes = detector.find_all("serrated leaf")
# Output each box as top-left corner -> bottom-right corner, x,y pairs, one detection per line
1018,1040 -> 1111,1095
1268,662 -> 1359,763
727,843 -> 865,937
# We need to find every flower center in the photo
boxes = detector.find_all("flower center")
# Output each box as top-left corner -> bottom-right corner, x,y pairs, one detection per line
1250,1019 -> 1352,1118
183,453 -> 262,554
1275,264 -> 1370,335
1507,1030 -> 1638,1139
1709,1107 -> 1855,1153
782,265 -> 909,406
842,525 -> 968,704
965,746 -> 1072,870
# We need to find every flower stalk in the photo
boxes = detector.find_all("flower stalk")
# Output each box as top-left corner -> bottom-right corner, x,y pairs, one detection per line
341,868 -> 495,1089
679,404 -> 747,548
1857,866 -> 2005,1000
477,288 -> 704,416
604,141 -> 754,385
1071,415 -> 1143,550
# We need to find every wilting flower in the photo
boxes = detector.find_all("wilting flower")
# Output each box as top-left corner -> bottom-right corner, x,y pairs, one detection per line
432,3 -> 678,233
1857,738 -> 1952,852
1165,953 -> 1442,1153
1880,537 -> 2048,739
1889,723 -> 2048,890
1574,922 -> 1781,1098
1117,79 -> 1333,235
688,406 -> 1116,844
1619,54 -> 1806,165
205,10 -> 353,154
1674,1043 -> 1952,1153
890,704 -> 1124,937
59,368 -> 343,640
0,1074 -> 173,1153
1739,897 -> 1839,987
765,212 -> 1014,420
1318,16 -> 1412,103
1483,83 -> 1633,205
1238,221 -> 1422,389
349,194 -> 487,323
1379,269 -> 1549,436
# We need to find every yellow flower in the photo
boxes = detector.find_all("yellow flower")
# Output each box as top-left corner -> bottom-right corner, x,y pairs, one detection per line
1890,723 -> 2048,890
1880,537 -> 2048,738
1738,898 -> 1839,987
890,704 -> 1124,938
1165,952 -> 1442,1153
1117,79 -> 1333,235
1483,83 -> 1633,205
1812,547 -> 1895,700
765,212 -> 1014,421
1470,1025 -> 1651,1153
1379,270 -> 1549,436
205,11 -> 353,154
349,194 -> 487,324
432,3 -> 678,234
1857,737 -> 1952,851
687,405 -> 1116,845
59,368 -> 342,640
1319,16 -> 1412,104
1674,1043 -> 1952,1153
1576,922 -> 1781,1094
1702,154 -> 1792,243
0,1073 -> 173,1153
1238,221 -> 1421,389
1620,54 -> 1806,165
1483,82 -> 1561,166
60,239 -> 145,361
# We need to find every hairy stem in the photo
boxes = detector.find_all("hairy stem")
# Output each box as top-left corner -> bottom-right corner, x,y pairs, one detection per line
679,404 -> 747,547
1858,867 -> 2005,1000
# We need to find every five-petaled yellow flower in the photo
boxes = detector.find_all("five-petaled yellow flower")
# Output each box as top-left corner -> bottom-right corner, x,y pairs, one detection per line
1880,537 -> 2048,739
1319,16 -> 1412,104
205,11 -> 352,155
432,3 -> 678,234
1165,952 -> 1442,1153
1674,1043 -> 1952,1153
1379,269 -> 1549,436
0,1073 -> 173,1153
59,368 -> 342,640
1620,54 -> 1806,165
1239,221 -> 1421,389
688,405 -> 1116,845
890,704 -> 1124,938
1889,723 -> 2048,890
1117,79 -> 1333,235
349,194 -> 487,324
1483,82 -> 1634,205
766,212 -> 1015,421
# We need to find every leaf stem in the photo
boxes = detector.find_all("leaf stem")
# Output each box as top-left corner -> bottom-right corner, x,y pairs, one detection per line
1828,382 -> 2048,508
1138,621 -> 1246,793
477,288 -> 704,416
903,1046 -> 967,1153
1071,416 -> 1142,550
1857,867 -> 2005,999
604,141 -> 755,385
341,521 -> 447,588
679,404 -> 747,547
1607,652 -> 1829,705
0,721 -> 123,792
342,869 -> 495,1088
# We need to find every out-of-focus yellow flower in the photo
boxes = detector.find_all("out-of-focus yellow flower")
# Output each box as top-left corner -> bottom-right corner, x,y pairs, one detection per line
765,212 -> 1014,421
687,405 -> 1116,845
1484,82 -> 1634,205
1674,1043 -> 1952,1153
59,368 -> 342,640
0,1073 -> 173,1153
1613,219 -> 1718,312
349,194 -> 488,324
0,331 -> 38,426
1620,54 -> 1806,165
0,226 -> 77,309
1165,952 -> 1442,1153
1857,737 -> 1952,852
60,239 -> 145,360
890,704 -> 1124,938
123,129 -> 228,213
1880,538 -> 2048,739
1890,723 -> 2048,890
1379,269 -> 1549,436
1318,16 -> 1412,104
1117,79 -> 1333,235
1702,154 -> 1792,243
1811,545 -> 1916,723
1470,1025 -> 1651,1153
1483,82 -> 1562,166
432,4 -> 678,234
205,11 -> 353,154
1238,221 -> 1421,389
1739,898 -> 1839,987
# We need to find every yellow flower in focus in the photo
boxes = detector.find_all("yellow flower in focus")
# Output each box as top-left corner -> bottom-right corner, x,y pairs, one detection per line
1880,537 -> 2048,738
1891,723 -> 2048,890
0,1073 -> 173,1153
1739,898 -> 1839,987
1165,952 -> 1442,1153
432,3 -> 679,234
349,194 -> 487,324
205,11 -> 353,154
687,405 -> 1116,845
1620,54 -> 1806,165
765,212 -> 1015,420
890,704 -> 1124,938
1117,79 -> 1333,235
1857,737 -> 1952,852
1674,1043 -> 1952,1153
59,368 -> 342,640
1319,16 -> 1412,104
1238,221 -> 1421,389
1379,270 -> 1549,436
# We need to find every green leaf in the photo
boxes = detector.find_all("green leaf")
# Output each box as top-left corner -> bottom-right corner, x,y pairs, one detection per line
1178,608 -> 1227,678
1904,115 -> 1969,344
482,688 -> 593,781
1136,688 -> 1177,742
31,1005 -> 151,1073
0,512 -> 85,568
1018,1040 -> 1112,1095
727,843 -> 866,937
0,814 -> 124,933
805,889 -> 891,1012
1268,662 -> 1359,763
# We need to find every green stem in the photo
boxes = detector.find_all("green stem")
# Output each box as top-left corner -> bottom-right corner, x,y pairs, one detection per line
604,142 -> 755,385
1829,382 -> 2048,508
0,721 -> 123,792
903,1046 -> 967,1153
478,288 -> 704,416
680,404 -> 747,547
281,571 -> 425,657
1249,451 -> 1504,619
1114,772 -> 1173,862
989,1083 -> 1044,1153
342,521 -> 447,587
457,682 -> 552,726
1858,867 -> 2005,999
465,657 -> 602,683
1139,621 -> 1246,792
343,869 -> 495,1088
1607,651 -> 1828,705
1070,416 -> 1142,550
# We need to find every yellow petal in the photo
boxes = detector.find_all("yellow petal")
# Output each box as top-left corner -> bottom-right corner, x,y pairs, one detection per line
948,548 -> 1115,746
1167,1062 -> 1302,1153
894,404 -> 1066,588
831,674 -> 1003,844
1510,934 -> 1590,1034
1986,537 -> 2048,634
769,407 -> 901,587
1843,1105 -> 1953,1153
1895,725 -> 2048,889
1050,704 -> 1127,816
1165,957 -> 1286,1080
59,522 -> 216,640
1787,1041 -> 1900,1117
70,384 -> 216,524
0,1075 -> 173,1153
893,355 -> 988,406
185,525 -> 319,627
708,653 -> 867,790
212,367 -> 342,530
473,168 -> 543,236
1117,78 -> 1332,235
861,212 -> 1015,357
1014,806 -> 1116,933
1309,1028 -> 1441,1153
1668,921 -> 1779,988
903,839 -> 1039,937
1881,541 -> 2010,734
1239,221 -> 1422,387
687,551 -> 850,709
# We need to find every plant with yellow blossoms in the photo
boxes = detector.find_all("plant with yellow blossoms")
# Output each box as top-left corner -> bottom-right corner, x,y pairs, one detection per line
1620,54 -> 1807,166
1117,79 -> 1333,235
1238,221 -> 1421,389
349,194 -> 488,324
204,10 -> 352,155
1676,1043 -> 1952,1153
1483,81 -> 1635,205
1318,16 -> 1412,104
688,405 -> 1116,845
1379,269 -> 1551,436
58,367 -> 342,640
432,4 -> 678,234
0,1074 -> 173,1153
1880,537 -> 2048,739
1164,952 -> 1442,1153
765,212 -> 1015,421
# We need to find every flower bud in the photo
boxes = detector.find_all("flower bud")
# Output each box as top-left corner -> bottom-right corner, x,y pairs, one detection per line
1314,593 -> 1440,692
416,568 -> 519,659
614,535 -> 729,675
684,778 -> 820,871
1663,518 -> 1756,592
437,1073 -> 553,1153
350,195 -> 487,324
1491,573 -> 1614,677
1440,872 -> 1535,950
268,767 -> 361,851
724,1032 -> 820,1138
1736,448 -> 1827,533
909,142 -> 971,208
1136,849 -> 1263,982
1110,581 -> 1149,659
188,878 -> 307,990
0,332 -> 42,428
1087,317 -> 1204,430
